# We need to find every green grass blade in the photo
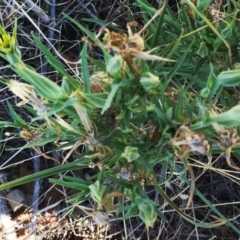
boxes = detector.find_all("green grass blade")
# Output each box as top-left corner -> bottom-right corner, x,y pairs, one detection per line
164,40 -> 194,89
0,157 -> 89,191
150,3 -> 167,48
31,32 -> 77,90
81,42 -> 91,94
7,101 -> 28,127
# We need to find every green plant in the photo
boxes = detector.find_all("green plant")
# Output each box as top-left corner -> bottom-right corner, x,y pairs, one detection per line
1,0 -> 240,234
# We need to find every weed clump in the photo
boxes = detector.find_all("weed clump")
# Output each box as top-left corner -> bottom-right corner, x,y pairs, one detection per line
1,0 -> 240,239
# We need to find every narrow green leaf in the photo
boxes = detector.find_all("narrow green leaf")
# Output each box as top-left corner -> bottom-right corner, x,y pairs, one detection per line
32,98 -> 77,121
0,158 -> 89,190
136,0 -> 156,14
81,43 -> 91,94
7,101 -> 28,127
197,42 -> 208,58
165,40 -> 194,89
197,0 -> 211,11
120,204 -> 138,219
154,206 -> 168,222
150,3 -> 166,48
101,83 -> 121,114
81,93 -> 107,108
64,14 -> 96,41
31,32 -> 77,91
61,175 -> 90,185
49,178 -> 89,191
9,135 -> 57,150
207,64 -> 217,89
89,180 -> 107,204
13,62 -> 68,101
0,121 -> 24,128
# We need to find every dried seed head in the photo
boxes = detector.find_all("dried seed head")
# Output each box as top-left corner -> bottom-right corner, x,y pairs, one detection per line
20,129 -> 38,141
209,110 -> 240,149
172,126 -> 209,158
185,133 -> 209,155
8,80 -> 47,115
98,20 -> 175,75
74,103 -> 93,133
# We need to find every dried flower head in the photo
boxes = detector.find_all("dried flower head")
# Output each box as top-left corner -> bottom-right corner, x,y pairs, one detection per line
90,71 -> 110,93
8,80 -> 47,115
97,3 -> 175,75
172,126 -> 209,159
99,25 -> 175,75
73,103 -> 93,133
210,110 -> 240,170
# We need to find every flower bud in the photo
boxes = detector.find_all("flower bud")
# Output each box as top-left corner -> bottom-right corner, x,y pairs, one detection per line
106,55 -> 123,80
140,72 -> 160,90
